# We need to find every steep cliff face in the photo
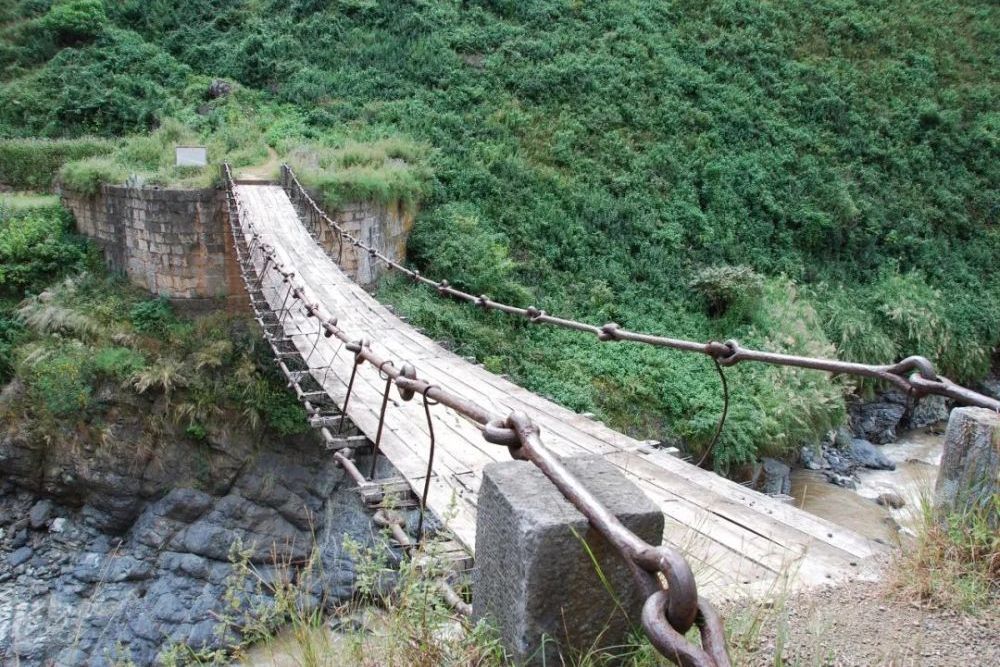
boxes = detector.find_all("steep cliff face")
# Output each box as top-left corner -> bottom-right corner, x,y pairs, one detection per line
0,380 -> 388,665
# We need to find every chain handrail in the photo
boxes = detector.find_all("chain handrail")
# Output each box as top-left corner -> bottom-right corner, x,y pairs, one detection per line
226,164 -> 731,666
280,163 -> 999,414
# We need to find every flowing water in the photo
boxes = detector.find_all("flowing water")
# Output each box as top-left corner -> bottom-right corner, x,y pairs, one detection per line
790,428 -> 944,543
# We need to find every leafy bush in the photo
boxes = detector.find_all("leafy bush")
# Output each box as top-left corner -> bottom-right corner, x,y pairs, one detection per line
0,202 -> 86,294
689,265 -> 765,319
57,156 -> 126,194
18,341 -> 93,416
129,297 -> 175,336
43,0 -> 107,45
408,203 -> 529,304
0,312 -> 26,382
0,29 -> 190,137
92,346 -> 145,379
0,137 -> 115,189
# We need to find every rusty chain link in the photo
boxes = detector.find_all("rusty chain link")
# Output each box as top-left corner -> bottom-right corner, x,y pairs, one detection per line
488,412 -> 731,667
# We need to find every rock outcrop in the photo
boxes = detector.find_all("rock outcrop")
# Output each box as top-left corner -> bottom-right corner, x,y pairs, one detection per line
0,383 -> 401,665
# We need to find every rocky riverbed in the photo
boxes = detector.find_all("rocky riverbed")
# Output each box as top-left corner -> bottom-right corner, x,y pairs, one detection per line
0,380 -> 415,666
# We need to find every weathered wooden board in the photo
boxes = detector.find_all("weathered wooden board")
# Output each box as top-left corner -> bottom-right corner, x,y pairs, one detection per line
234,184 -> 885,598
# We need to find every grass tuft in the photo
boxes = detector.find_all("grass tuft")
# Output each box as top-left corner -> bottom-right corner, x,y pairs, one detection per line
889,490 -> 999,613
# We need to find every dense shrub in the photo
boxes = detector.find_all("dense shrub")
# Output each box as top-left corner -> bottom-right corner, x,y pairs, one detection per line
43,0 -> 107,45
0,29 -> 189,137
129,297 -> 175,336
0,137 -> 115,189
0,201 -> 86,294
689,265 -> 764,320
407,203 -> 529,304
57,156 -> 126,194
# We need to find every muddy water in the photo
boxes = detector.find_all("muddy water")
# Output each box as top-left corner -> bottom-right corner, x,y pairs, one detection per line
789,428 -> 944,543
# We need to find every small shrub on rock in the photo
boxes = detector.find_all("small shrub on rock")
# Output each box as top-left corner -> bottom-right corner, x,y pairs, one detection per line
689,265 -> 764,319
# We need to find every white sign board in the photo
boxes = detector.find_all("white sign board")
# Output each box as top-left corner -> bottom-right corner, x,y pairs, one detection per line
175,145 -> 208,167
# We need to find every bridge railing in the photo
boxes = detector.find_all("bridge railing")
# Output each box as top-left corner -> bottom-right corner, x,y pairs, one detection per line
227,164 -> 732,666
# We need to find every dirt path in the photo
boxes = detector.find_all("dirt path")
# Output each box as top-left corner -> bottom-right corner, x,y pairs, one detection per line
724,579 -> 999,666
237,146 -> 280,181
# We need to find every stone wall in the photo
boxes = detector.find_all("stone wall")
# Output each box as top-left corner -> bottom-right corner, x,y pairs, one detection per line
59,184 -> 243,303
281,170 -> 414,287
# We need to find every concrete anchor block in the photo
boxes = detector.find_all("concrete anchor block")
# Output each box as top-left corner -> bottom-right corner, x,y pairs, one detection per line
473,456 -> 663,666
935,407 -> 999,524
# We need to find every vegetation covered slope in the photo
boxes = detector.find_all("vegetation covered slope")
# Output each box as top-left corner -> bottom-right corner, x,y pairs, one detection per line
1,0 -> 997,470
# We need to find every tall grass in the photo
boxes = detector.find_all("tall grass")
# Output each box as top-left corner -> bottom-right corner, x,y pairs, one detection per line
889,490 -> 999,613
0,137 -> 116,189
287,139 -> 432,211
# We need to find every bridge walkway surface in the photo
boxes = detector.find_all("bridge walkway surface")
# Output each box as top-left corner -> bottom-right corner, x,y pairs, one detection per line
234,183 -> 885,599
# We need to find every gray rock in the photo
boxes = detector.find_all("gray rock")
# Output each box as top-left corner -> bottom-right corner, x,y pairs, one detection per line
833,426 -> 854,449
106,555 -> 153,582
207,79 -> 232,99
11,527 -> 28,548
848,395 -> 906,444
29,499 -> 54,529
186,619 -> 218,650
849,438 -> 896,471
800,445 -> 825,471
824,447 -> 856,476
760,457 -> 792,495
876,492 -> 906,509
826,472 -> 857,490
9,545 -> 33,567
154,488 -> 214,523
0,417 -> 382,666
907,394 -> 950,429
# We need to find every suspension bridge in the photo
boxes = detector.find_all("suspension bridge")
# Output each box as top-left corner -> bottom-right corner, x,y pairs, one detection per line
225,171 -> 886,595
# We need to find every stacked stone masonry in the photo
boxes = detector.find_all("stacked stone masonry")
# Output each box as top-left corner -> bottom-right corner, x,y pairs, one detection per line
61,180 -> 412,299
281,174 -> 413,288
60,185 -> 242,301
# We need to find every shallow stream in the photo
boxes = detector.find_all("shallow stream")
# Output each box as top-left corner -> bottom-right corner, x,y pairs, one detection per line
790,428 -> 944,543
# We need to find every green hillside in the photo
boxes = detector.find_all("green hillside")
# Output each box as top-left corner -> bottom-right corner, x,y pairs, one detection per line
1,0 -> 997,470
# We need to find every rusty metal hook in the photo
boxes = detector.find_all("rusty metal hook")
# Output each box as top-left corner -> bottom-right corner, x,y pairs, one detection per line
369,360 -> 396,479
417,384 -> 440,541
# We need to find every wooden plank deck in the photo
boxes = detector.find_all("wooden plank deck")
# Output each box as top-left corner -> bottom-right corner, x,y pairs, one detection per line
235,184 -> 886,599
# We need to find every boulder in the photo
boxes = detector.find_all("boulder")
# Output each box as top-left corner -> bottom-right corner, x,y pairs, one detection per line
849,438 -> 896,471
9,546 -> 33,567
848,394 -> 906,444
907,394 -> 950,429
876,492 -> 906,509
825,472 -> 857,490
824,446 -> 856,476
800,445 -> 826,471
28,499 -> 54,529
758,458 -> 792,495
207,79 -> 232,99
